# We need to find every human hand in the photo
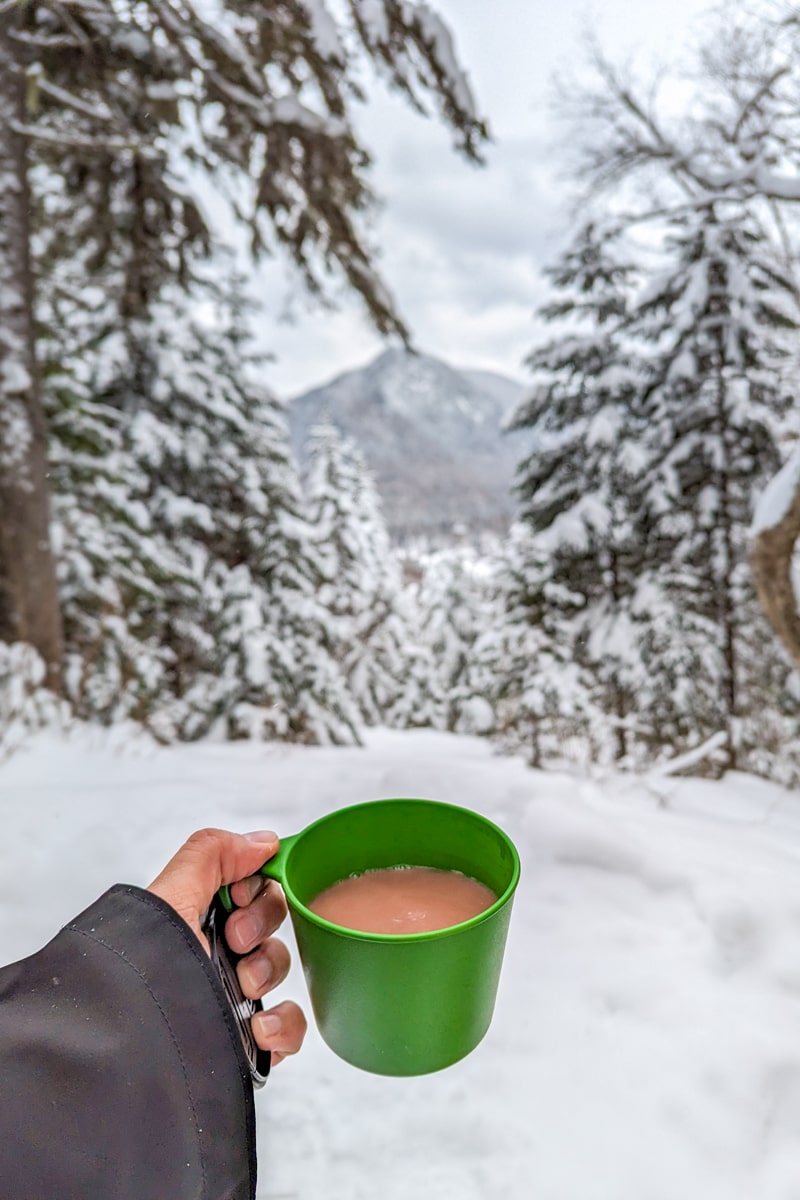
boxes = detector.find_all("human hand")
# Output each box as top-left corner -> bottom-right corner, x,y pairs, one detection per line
148,828 -> 307,1065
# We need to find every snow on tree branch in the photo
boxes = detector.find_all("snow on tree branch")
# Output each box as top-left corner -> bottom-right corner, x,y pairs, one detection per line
349,0 -> 488,160
8,0 -> 487,341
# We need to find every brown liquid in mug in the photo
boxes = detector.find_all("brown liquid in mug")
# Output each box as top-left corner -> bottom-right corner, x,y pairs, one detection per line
308,866 -> 496,934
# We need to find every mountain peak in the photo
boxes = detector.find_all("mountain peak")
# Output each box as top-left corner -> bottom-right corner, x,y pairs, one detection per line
289,349 -> 528,538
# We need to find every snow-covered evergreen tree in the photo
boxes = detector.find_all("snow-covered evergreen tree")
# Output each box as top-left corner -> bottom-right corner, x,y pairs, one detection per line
38,205 -> 177,727
632,201 -> 800,775
0,643 -> 69,758
546,8 -> 800,780
56,281 -> 358,745
407,547 -> 495,734
3,0 -> 487,713
472,523 -> 591,767
497,196 -> 800,778
498,5 -> 800,782
305,423 -> 409,726
505,206 -> 800,777
45,354 -> 177,730
505,225 -> 650,764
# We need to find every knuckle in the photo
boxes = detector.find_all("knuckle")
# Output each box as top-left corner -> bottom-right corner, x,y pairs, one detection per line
292,1009 -> 309,1042
267,944 -> 291,983
281,999 -> 307,1032
186,827 -> 222,849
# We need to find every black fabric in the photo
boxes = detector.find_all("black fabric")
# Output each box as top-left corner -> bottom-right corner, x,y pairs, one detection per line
0,884 -> 256,1200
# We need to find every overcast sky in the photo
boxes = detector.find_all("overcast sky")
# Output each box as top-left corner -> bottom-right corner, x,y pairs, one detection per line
247,0 -> 719,397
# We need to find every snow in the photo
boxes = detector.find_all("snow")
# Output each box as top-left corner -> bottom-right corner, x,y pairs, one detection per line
352,0 -> 390,45
3,727 -> 800,1199
411,3 -> 479,121
300,0 -> 344,63
145,81 -> 179,102
751,446 -> 800,535
0,396 -> 33,474
645,730 -> 729,779
0,360 -> 32,395
269,94 -> 347,137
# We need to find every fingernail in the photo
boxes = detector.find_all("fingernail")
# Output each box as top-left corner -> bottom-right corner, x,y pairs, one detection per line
247,956 -> 273,991
234,912 -> 264,946
244,830 -> 278,845
240,875 -> 265,903
255,1012 -> 282,1037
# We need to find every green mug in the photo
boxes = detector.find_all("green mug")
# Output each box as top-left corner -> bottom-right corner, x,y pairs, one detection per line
223,797 -> 520,1076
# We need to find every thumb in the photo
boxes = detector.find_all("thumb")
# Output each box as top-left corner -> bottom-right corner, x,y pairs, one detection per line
148,827 -> 279,946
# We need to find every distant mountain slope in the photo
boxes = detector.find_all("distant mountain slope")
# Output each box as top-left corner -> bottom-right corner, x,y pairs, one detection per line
288,348 -> 529,537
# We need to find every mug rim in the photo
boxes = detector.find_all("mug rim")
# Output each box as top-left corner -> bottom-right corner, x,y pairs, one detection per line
273,796 -> 521,943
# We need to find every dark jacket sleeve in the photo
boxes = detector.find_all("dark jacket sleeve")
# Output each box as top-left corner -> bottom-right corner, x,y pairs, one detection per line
0,884 -> 256,1200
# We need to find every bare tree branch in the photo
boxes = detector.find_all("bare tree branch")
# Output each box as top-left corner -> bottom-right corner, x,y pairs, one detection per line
11,120 -> 160,157
7,63 -> 114,121
732,65 -> 791,142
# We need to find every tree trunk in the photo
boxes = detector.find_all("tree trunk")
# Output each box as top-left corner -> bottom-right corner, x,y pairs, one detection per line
0,24 -> 64,692
608,543 -> 628,762
751,451 -> 800,670
714,365 -> 737,771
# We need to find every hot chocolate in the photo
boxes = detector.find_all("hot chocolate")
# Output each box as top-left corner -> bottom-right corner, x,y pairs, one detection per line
308,865 -> 496,934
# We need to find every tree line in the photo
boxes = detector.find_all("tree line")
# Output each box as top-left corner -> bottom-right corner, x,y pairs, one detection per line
2,1 -> 800,785
0,0 -> 486,745
487,5 -> 800,782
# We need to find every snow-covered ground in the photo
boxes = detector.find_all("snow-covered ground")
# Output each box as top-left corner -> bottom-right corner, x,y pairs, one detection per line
2,727 -> 800,1199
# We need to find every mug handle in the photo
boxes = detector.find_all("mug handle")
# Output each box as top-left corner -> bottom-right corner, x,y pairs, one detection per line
218,832 -> 300,912
210,833 -> 301,1089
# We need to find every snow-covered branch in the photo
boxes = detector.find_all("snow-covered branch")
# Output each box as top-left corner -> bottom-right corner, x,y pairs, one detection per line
33,75 -> 114,123
647,732 -> 730,780
11,121 -> 162,158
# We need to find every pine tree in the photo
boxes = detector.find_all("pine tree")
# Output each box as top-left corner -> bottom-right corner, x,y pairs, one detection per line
85,282 -> 360,745
410,546 -> 494,734
305,423 -> 409,726
504,11 -> 800,780
34,173 -> 176,726
507,225 -> 649,764
632,200 -> 800,773
506,207 -> 800,776
472,523 -> 590,768
45,350 -> 176,730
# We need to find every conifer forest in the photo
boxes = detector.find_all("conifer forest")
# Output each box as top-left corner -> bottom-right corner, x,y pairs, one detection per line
1,0 -> 800,786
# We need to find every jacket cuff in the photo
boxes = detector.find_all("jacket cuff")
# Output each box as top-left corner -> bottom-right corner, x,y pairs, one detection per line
68,883 -> 257,1198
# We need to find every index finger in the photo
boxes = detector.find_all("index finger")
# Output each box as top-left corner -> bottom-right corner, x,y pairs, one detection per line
225,882 -> 289,954
229,873 -> 269,908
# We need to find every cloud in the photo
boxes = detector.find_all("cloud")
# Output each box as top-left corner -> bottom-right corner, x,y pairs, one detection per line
246,0 -> 716,396
252,95 -> 560,394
